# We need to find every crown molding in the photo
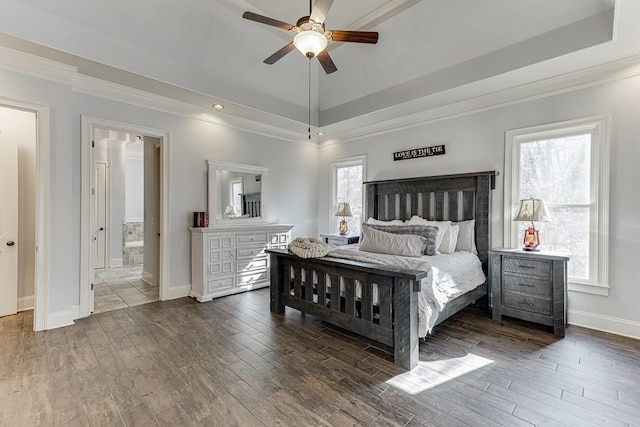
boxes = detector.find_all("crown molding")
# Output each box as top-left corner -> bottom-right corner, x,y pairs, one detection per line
0,45 -> 77,85
318,53 -> 640,146
72,74 -> 316,146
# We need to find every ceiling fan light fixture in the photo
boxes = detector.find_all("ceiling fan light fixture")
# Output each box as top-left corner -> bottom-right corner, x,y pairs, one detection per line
293,30 -> 327,58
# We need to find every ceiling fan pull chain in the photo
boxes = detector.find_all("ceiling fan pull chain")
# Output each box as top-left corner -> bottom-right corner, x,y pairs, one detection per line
308,58 -> 312,140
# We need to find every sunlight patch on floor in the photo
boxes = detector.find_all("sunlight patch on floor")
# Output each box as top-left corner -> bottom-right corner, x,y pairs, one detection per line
385,353 -> 494,395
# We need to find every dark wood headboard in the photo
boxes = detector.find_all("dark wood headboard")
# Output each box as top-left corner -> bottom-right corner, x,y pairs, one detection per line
364,171 -> 497,273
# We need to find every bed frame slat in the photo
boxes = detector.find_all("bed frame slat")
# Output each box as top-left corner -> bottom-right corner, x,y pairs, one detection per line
344,278 -> 356,316
317,272 -> 326,307
361,282 -> 373,321
330,275 -> 340,311
305,270 -> 314,302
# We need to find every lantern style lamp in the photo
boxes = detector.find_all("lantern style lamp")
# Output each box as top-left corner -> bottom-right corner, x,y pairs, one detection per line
335,202 -> 353,235
513,198 -> 551,251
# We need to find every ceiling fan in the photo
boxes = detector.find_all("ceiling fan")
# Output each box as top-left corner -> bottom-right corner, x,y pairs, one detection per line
242,0 -> 379,74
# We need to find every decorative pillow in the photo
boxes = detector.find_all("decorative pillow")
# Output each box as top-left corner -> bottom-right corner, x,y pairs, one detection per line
366,224 -> 439,256
407,216 -> 452,253
366,217 -> 406,226
455,220 -> 477,253
439,224 -> 460,255
359,224 -> 426,257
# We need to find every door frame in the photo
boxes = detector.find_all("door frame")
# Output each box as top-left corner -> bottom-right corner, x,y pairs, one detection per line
93,160 -> 109,270
80,116 -> 171,318
0,99 -> 50,331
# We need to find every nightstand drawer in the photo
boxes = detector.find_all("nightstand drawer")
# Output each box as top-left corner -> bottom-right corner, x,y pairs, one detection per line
503,291 -> 551,315
503,257 -> 551,278
503,274 -> 551,297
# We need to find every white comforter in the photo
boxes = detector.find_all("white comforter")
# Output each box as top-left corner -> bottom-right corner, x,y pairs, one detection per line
327,247 -> 486,337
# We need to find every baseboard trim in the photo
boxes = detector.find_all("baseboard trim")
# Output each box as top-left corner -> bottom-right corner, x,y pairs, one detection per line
142,270 -> 156,286
110,258 -> 123,267
165,284 -> 191,300
46,304 -> 79,330
568,309 -> 640,340
18,296 -> 35,312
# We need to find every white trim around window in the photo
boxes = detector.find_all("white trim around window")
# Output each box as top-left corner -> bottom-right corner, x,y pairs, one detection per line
503,116 -> 611,296
329,155 -> 367,233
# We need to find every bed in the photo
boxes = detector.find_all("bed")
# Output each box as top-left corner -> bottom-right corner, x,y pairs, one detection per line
267,171 -> 496,369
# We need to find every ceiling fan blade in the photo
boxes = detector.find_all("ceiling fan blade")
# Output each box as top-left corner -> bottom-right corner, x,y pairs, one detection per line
242,11 -> 294,31
310,0 -> 334,24
317,50 -> 337,74
263,43 -> 296,64
330,30 -> 379,44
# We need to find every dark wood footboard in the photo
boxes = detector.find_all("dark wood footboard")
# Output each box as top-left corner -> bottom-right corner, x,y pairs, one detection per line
268,249 -> 428,370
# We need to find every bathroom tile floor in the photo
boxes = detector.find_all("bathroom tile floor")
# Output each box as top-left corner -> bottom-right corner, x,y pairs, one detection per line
93,265 -> 159,313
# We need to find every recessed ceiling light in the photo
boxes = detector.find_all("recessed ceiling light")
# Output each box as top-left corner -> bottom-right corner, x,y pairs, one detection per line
316,131 -> 325,136
212,104 -> 225,110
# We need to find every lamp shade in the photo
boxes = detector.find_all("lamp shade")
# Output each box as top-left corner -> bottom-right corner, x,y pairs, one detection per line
514,198 -> 551,222
293,30 -> 327,58
335,202 -> 353,217
224,205 -> 237,216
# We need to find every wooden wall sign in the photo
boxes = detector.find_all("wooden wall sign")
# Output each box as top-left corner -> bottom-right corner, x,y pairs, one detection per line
393,144 -> 445,161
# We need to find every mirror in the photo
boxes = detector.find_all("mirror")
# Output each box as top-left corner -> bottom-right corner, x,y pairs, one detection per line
208,160 -> 268,224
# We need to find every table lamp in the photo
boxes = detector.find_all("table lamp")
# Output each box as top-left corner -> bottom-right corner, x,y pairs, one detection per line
514,198 -> 551,251
335,202 -> 353,235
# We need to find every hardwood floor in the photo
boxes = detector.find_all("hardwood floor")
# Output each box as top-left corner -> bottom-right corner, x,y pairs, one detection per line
1,289 -> 639,426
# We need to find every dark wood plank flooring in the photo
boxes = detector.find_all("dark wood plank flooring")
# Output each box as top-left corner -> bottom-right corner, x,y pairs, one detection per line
1,289 -> 639,426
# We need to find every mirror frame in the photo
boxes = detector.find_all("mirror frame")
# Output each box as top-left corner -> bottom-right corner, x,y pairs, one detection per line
207,160 -> 268,225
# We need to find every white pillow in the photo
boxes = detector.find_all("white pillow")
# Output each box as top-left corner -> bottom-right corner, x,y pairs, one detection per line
455,220 -> 477,254
407,216 -> 452,253
359,225 -> 426,257
366,217 -> 406,226
439,224 -> 459,254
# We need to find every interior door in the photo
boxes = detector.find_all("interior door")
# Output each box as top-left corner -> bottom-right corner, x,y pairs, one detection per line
92,162 -> 107,269
0,122 -> 19,317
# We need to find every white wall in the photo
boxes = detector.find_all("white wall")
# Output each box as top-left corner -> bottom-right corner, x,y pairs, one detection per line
125,142 -> 144,220
0,65 -> 318,323
319,73 -> 640,334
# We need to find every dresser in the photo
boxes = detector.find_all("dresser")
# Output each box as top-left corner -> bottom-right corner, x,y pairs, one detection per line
319,233 -> 360,247
190,223 -> 292,302
489,248 -> 569,337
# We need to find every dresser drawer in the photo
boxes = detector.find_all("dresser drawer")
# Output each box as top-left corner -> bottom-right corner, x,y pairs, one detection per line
237,232 -> 268,246
207,277 -> 234,292
236,246 -> 266,259
237,257 -> 268,273
237,271 -> 268,286
503,274 -> 552,297
503,291 -> 551,315
503,257 -> 551,278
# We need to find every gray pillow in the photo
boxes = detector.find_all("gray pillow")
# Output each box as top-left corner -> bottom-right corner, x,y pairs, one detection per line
359,225 -> 427,258
365,223 -> 440,256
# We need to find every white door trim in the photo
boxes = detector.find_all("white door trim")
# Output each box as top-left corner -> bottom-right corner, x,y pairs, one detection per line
80,116 -> 171,318
0,99 -> 50,331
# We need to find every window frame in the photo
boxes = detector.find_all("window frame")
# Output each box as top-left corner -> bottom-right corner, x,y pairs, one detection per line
329,155 -> 366,234
503,116 -> 610,296
229,176 -> 243,214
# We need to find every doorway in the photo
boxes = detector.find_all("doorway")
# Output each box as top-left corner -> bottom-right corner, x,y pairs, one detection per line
80,117 -> 170,318
0,103 -> 45,330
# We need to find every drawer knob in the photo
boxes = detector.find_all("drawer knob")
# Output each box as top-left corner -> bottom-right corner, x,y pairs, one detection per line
518,265 -> 535,269
519,283 -> 534,287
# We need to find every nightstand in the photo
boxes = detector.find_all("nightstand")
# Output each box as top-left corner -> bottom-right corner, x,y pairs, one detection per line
489,248 -> 569,337
320,233 -> 359,247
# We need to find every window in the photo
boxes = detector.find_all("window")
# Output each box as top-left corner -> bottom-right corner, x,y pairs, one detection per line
331,156 -> 366,235
504,117 -> 610,295
229,177 -> 243,214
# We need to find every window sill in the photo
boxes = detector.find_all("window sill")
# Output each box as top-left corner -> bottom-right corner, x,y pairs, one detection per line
568,281 -> 609,296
